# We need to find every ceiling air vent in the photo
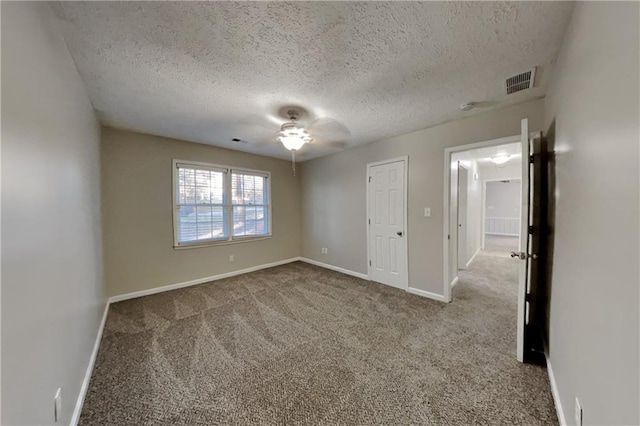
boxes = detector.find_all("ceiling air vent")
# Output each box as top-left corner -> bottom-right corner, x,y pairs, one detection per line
506,67 -> 536,94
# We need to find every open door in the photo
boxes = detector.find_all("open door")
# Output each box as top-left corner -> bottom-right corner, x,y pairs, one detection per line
515,118 -> 530,363
514,118 -> 549,364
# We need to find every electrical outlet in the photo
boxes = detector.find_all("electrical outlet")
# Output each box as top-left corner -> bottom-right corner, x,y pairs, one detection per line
229,255 -> 234,262
574,397 -> 583,426
321,248 -> 328,254
424,207 -> 431,217
54,388 -> 62,423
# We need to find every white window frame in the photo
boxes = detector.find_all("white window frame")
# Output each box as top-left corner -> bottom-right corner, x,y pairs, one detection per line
172,159 -> 272,249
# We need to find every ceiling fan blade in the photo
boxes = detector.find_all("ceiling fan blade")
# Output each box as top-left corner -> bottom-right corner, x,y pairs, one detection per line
233,114 -> 282,147
311,139 -> 348,149
237,114 -> 280,132
307,117 -> 351,142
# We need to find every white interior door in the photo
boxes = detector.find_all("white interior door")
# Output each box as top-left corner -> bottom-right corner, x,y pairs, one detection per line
457,163 -> 469,269
368,159 -> 408,289
516,118 -> 530,362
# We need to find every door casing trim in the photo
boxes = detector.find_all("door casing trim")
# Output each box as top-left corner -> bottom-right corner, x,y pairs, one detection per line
443,134 -> 529,303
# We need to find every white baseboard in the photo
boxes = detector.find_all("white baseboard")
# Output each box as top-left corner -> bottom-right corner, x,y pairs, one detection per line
546,354 -> 566,426
298,257 -> 369,280
70,300 -> 110,426
466,248 -> 481,268
299,258 -> 450,304
109,257 -> 301,303
450,276 -> 460,289
406,287 -> 448,303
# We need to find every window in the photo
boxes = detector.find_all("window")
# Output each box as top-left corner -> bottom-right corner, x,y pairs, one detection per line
173,160 -> 271,247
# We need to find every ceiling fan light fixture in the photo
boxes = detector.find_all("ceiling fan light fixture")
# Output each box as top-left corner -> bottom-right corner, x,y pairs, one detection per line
277,122 -> 312,151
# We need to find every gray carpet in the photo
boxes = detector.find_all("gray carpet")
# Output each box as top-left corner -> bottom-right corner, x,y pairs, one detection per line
484,234 -> 520,253
80,258 -> 557,425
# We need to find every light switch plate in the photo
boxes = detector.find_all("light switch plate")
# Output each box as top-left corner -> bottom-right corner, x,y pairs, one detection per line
424,207 -> 431,217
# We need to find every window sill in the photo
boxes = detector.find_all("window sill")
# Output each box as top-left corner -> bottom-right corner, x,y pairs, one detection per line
173,235 -> 272,250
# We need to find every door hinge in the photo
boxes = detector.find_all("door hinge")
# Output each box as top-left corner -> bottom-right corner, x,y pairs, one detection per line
529,155 -> 535,164
369,260 -> 372,266
368,218 -> 371,225
448,234 -> 450,240
528,225 -> 535,234
368,176 -> 372,183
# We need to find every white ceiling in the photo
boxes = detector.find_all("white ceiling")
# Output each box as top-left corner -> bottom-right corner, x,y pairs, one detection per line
57,1 -> 574,161
454,142 -> 522,167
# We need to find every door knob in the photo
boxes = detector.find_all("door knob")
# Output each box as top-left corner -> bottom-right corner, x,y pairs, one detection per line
510,252 -> 538,260
510,251 -> 525,259
397,231 -> 403,236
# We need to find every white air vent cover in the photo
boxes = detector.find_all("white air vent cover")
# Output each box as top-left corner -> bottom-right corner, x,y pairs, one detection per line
506,67 -> 536,94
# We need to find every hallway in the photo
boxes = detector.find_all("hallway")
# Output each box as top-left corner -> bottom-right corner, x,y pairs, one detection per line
483,234 -> 519,253
454,248 -> 520,357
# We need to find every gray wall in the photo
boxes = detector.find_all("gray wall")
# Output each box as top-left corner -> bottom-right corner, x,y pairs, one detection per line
300,99 -> 544,295
544,2 -> 639,424
1,3 -> 105,424
102,128 -> 301,296
485,180 -> 521,220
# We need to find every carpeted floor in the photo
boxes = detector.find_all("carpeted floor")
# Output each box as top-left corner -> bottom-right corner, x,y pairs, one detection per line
484,234 -> 520,253
80,257 -> 557,425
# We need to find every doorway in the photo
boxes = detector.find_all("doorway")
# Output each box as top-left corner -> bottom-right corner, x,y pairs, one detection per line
483,179 -> 522,253
366,157 -> 408,290
444,128 -> 528,362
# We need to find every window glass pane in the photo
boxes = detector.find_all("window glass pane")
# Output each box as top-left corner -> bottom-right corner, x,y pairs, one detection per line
232,206 -> 246,236
183,168 -> 196,204
211,206 -> 226,237
176,165 -> 269,244
211,173 -> 224,204
232,172 -> 266,206
230,171 -> 269,236
195,170 -> 211,204
176,166 -> 227,243
178,205 -> 197,242
256,206 -> 267,234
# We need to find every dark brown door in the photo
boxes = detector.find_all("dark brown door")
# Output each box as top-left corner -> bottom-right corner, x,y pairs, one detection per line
523,134 -> 551,365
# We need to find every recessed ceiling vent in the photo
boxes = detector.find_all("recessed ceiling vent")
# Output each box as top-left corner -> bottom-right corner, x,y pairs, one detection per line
506,67 -> 536,94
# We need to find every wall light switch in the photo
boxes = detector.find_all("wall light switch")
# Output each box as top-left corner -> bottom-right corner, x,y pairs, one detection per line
229,255 -> 234,262
424,208 -> 431,217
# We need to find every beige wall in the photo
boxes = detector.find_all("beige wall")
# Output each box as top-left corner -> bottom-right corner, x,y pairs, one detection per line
102,128 -> 301,296
543,2 -> 639,425
1,3 -> 105,424
300,99 -> 544,296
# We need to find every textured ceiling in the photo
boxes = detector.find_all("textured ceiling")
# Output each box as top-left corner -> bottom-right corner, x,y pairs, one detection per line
57,1 -> 574,161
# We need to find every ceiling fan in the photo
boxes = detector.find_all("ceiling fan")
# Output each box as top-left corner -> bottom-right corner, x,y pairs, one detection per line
239,106 -> 350,175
